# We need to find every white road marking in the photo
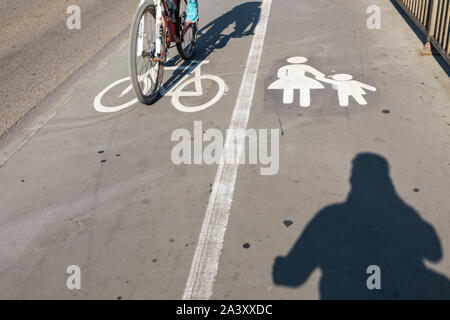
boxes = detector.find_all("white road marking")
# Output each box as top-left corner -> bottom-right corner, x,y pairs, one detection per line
162,60 -> 228,112
169,75 -> 227,113
268,56 -> 377,107
182,0 -> 273,300
268,56 -> 325,107
95,60 -> 227,113
94,77 -> 138,113
119,84 -> 133,98
317,74 -> 377,107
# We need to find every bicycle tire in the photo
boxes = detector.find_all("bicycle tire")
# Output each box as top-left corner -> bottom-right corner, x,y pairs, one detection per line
176,0 -> 198,60
129,2 -> 166,105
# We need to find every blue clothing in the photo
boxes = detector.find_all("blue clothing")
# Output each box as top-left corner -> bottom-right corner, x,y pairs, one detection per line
185,0 -> 198,23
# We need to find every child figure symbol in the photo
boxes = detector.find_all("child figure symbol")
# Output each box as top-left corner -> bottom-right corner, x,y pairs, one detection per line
268,57 -> 325,107
317,74 -> 377,107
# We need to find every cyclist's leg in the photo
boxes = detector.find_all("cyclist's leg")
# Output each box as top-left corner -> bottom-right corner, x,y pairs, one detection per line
185,0 -> 198,23
163,0 -> 178,22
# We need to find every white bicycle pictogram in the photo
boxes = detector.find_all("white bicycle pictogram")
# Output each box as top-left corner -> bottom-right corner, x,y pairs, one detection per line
94,60 -> 227,113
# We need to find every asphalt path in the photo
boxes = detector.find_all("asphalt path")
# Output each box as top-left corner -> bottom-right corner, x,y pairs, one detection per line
0,0 -> 449,299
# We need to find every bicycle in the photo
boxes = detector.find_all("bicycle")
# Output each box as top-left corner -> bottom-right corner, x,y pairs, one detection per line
129,0 -> 198,105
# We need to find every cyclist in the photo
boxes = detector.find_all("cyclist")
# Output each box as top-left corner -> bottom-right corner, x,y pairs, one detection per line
185,0 -> 198,23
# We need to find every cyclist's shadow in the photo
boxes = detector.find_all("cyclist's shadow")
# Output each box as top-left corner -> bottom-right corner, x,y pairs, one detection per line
157,1 -> 261,101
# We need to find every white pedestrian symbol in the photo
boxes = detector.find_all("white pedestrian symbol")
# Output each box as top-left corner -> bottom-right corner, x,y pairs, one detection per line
317,74 -> 377,107
268,56 -> 377,107
268,57 -> 325,107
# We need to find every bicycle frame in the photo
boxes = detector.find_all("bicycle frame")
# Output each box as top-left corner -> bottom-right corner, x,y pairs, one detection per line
131,0 -> 199,104
163,0 -> 196,43
158,0 -> 179,43
136,0 -> 195,59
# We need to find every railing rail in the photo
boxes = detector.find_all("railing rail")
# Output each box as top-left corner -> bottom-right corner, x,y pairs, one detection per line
395,0 -> 449,63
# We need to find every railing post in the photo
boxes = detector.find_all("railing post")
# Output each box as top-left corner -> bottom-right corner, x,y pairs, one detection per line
421,0 -> 438,55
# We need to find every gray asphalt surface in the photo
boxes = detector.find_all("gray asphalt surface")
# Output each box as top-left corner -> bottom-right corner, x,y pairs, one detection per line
0,0 -> 137,137
0,0 -> 449,299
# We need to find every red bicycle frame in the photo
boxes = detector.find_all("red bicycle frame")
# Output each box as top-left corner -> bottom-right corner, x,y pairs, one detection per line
160,0 -> 193,44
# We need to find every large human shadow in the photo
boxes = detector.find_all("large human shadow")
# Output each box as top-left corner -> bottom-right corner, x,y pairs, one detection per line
273,153 -> 450,299
159,2 -> 261,98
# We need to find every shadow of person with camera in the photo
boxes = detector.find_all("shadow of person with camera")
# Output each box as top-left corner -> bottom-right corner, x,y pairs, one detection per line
273,153 -> 450,299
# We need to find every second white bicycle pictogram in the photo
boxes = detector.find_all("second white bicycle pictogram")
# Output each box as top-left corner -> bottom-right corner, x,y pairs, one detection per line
94,60 -> 228,113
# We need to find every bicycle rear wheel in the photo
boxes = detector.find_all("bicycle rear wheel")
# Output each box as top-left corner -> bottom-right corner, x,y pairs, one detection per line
130,2 -> 166,105
176,0 -> 198,60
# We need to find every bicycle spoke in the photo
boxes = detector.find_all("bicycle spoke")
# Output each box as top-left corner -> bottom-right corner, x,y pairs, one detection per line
143,61 -> 152,94
150,67 -> 157,83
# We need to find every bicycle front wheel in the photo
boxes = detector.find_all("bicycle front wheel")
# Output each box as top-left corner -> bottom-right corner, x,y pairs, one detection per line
130,2 -> 165,105
176,0 -> 198,60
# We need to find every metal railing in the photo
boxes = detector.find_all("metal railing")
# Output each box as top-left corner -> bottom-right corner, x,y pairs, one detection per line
395,0 -> 449,63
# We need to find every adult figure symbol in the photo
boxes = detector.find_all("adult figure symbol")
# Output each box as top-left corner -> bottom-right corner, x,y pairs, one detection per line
268,57 -> 325,107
